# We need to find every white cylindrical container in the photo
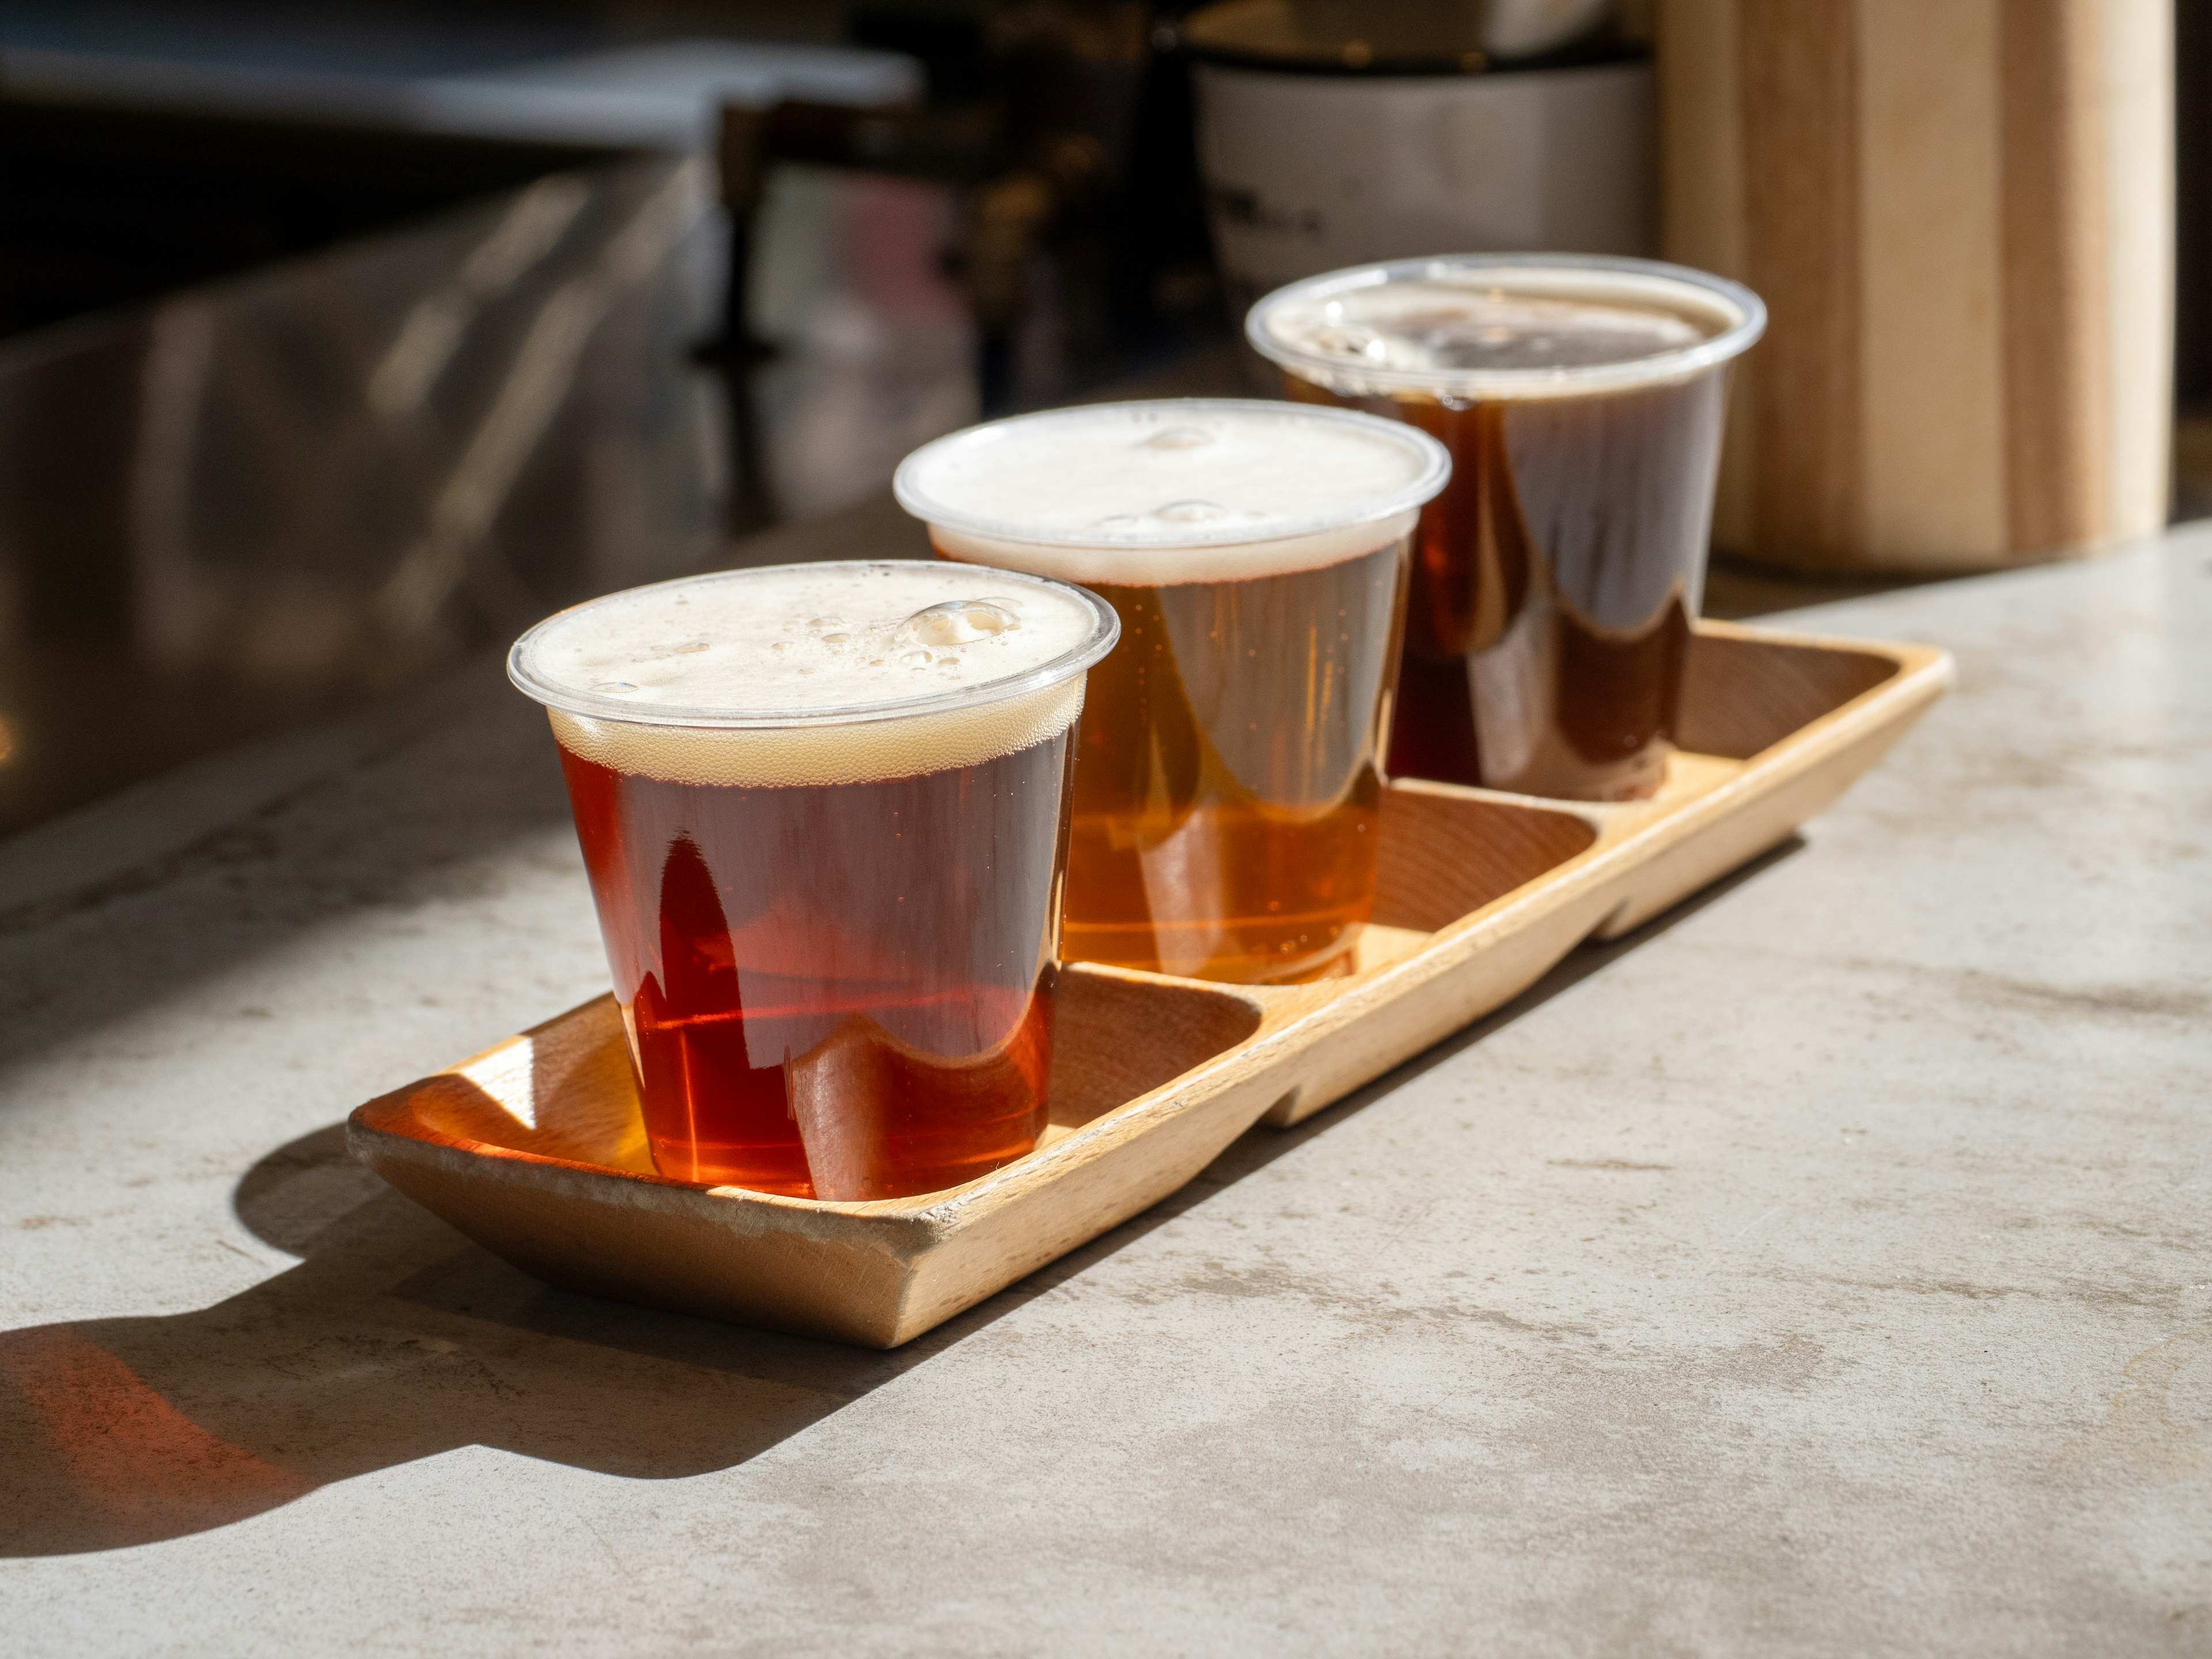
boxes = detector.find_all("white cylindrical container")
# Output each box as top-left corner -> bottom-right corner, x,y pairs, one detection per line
1195,60 -> 1655,312
1183,2 -> 1655,314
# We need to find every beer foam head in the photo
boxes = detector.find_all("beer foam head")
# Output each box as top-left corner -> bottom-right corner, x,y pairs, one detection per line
893,399 -> 1449,585
508,562 -> 1118,788
1249,256 -> 1766,401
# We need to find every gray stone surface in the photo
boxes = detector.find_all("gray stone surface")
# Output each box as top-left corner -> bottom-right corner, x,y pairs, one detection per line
1,526 -> 2207,1656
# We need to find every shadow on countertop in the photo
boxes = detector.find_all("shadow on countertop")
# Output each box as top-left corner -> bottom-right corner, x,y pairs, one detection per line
0,1122 -> 882,1556
0,836 -> 1800,1557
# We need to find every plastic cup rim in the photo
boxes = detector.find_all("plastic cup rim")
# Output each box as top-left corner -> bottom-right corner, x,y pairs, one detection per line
891,397 -> 1452,552
505,560 -> 1122,731
1245,252 -> 1769,399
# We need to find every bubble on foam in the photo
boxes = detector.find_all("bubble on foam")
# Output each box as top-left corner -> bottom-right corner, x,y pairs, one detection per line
900,599 -> 1017,647
1143,426 -> 1214,450
1156,500 -> 1224,523
896,400 -> 1446,586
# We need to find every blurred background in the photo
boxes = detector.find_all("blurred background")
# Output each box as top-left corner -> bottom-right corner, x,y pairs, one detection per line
0,0 -> 2199,839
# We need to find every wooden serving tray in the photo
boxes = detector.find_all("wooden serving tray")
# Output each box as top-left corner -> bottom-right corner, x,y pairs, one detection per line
350,621 -> 1949,1347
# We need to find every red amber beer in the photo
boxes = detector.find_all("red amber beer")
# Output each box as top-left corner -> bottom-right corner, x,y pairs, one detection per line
507,562 -> 1118,1199
896,400 -> 1449,984
1249,256 -> 1765,801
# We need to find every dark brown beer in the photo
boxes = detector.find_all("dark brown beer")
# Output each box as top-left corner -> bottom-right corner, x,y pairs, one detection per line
1251,260 -> 1763,800
559,731 -> 1074,1198
1287,372 -> 1724,798
1060,541 -> 1406,982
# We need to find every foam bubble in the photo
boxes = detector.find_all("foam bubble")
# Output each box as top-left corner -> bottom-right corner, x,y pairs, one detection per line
895,399 -> 1447,585
509,562 -> 1113,787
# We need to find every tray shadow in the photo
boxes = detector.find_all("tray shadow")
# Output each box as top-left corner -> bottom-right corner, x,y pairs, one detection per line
0,836 -> 1800,1558
0,1123 -> 929,1559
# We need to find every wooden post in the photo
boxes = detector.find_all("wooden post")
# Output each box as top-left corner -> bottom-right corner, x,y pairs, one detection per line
1658,0 -> 2172,572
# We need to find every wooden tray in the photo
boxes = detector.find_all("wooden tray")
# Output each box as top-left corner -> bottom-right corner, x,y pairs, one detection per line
350,621 -> 1950,1348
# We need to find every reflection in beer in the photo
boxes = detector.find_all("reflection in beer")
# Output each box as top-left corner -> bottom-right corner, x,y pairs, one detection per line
1387,378 -> 1719,798
899,399 -> 1446,986
1254,261 -> 1762,801
559,721 -> 1074,1200
1069,541 -> 1406,981
511,561 -> 1114,1201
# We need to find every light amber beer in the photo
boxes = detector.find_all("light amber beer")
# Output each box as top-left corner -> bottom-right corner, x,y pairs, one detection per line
507,562 -> 1118,1199
895,401 -> 1449,983
1249,257 -> 1765,800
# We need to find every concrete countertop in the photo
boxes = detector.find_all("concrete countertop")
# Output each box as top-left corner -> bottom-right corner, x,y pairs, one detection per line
1,517 -> 2206,1655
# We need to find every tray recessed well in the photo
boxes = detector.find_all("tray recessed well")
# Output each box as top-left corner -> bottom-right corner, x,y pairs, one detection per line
351,621 -> 1950,1347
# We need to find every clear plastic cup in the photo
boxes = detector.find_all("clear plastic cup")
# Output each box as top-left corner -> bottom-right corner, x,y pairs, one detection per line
895,399 -> 1449,984
508,560 -> 1119,1200
1248,254 -> 1765,800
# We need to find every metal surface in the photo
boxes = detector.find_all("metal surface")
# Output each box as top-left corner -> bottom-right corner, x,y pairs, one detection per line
0,156 -> 728,838
0,150 -> 990,838
0,518 -> 2203,1652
